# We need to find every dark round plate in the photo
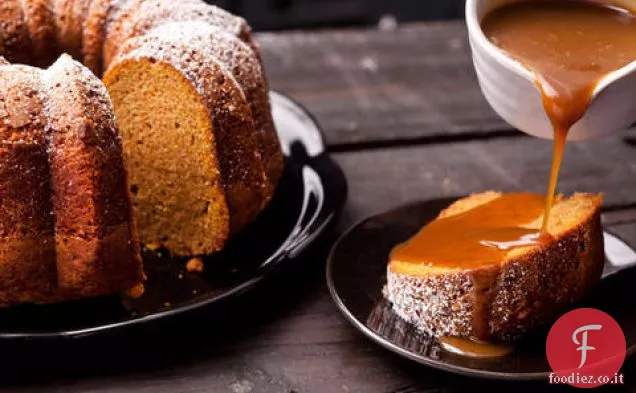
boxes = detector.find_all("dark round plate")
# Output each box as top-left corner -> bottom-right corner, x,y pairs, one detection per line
0,91 -> 347,340
327,198 -> 636,380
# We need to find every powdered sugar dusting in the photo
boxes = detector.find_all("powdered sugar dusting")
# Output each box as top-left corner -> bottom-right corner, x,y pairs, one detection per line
387,267 -> 475,338
101,0 -> 252,69
0,62 -> 48,136
132,0 -> 248,41
129,21 -> 280,187
113,35 -> 213,97
148,22 -> 258,77
43,54 -> 119,145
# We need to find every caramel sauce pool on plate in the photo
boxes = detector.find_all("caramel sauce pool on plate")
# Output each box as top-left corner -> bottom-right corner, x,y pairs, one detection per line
439,336 -> 514,358
389,0 -> 636,358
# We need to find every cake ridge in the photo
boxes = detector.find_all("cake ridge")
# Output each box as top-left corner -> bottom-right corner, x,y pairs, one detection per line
0,57 -> 46,307
43,54 -> 142,298
106,0 -> 254,65
0,1 -> 33,64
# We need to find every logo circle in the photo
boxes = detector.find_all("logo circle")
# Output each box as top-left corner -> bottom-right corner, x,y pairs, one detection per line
546,308 -> 625,388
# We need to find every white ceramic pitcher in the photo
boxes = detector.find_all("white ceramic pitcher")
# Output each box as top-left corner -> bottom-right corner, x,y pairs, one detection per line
466,0 -> 636,140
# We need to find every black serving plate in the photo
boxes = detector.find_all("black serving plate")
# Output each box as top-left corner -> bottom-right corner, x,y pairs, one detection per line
327,198 -> 636,380
0,91 -> 347,340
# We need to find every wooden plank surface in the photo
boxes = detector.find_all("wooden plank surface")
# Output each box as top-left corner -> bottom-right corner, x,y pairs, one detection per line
258,21 -> 513,148
335,135 -> 636,229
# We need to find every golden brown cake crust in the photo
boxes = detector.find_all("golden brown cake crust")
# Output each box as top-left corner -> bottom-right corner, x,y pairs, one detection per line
21,0 -> 57,66
102,0 -> 256,69
0,64 -> 57,305
386,192 -> 605,342
0,56 -> 143,306
0,1 -> 33,64
102,0 -> 143,69
51,0 -> 79,58
82,0 -> 114,75
43,55 -> 143,297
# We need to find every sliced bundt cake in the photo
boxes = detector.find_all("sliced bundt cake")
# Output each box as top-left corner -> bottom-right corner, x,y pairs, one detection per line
99,0 -> 282,255
0,0 -> 283,304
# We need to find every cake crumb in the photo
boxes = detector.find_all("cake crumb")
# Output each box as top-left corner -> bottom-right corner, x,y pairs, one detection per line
378,14 -> 398,31
145,242 -> 161,252
164,302 -> 171,307
230,380 -> 253,393
124,283 -> 145,299
186,257 -> 205,272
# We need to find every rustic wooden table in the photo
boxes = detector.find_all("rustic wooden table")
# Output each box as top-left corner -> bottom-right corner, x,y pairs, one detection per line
3,21 -> 636,393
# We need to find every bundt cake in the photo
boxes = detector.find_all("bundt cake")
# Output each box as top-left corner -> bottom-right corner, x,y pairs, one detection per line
0,0 -> 283,304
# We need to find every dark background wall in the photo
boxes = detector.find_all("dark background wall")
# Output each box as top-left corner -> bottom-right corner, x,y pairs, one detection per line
206,0 -> 465,30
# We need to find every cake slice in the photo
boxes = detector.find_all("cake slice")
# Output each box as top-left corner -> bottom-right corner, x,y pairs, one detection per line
386,192 -> 604,342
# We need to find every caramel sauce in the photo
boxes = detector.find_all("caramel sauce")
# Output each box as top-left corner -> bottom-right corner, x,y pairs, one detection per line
439,336 -> 513,358
394,1 -> 636,270
389,1 -> 636,355
390,193 -> 549,269
482,0 -> 636,229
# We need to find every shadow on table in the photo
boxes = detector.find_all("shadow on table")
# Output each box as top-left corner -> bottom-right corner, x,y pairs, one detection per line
0,232 -> 334,389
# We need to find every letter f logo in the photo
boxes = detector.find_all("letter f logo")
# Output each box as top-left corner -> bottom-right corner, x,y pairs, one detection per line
547,309 -> 625,387
573,324 -> 602,368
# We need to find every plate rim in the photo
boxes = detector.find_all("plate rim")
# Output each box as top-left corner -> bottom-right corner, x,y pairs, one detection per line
326,198 -> 634,381
1,90 -> 347,340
